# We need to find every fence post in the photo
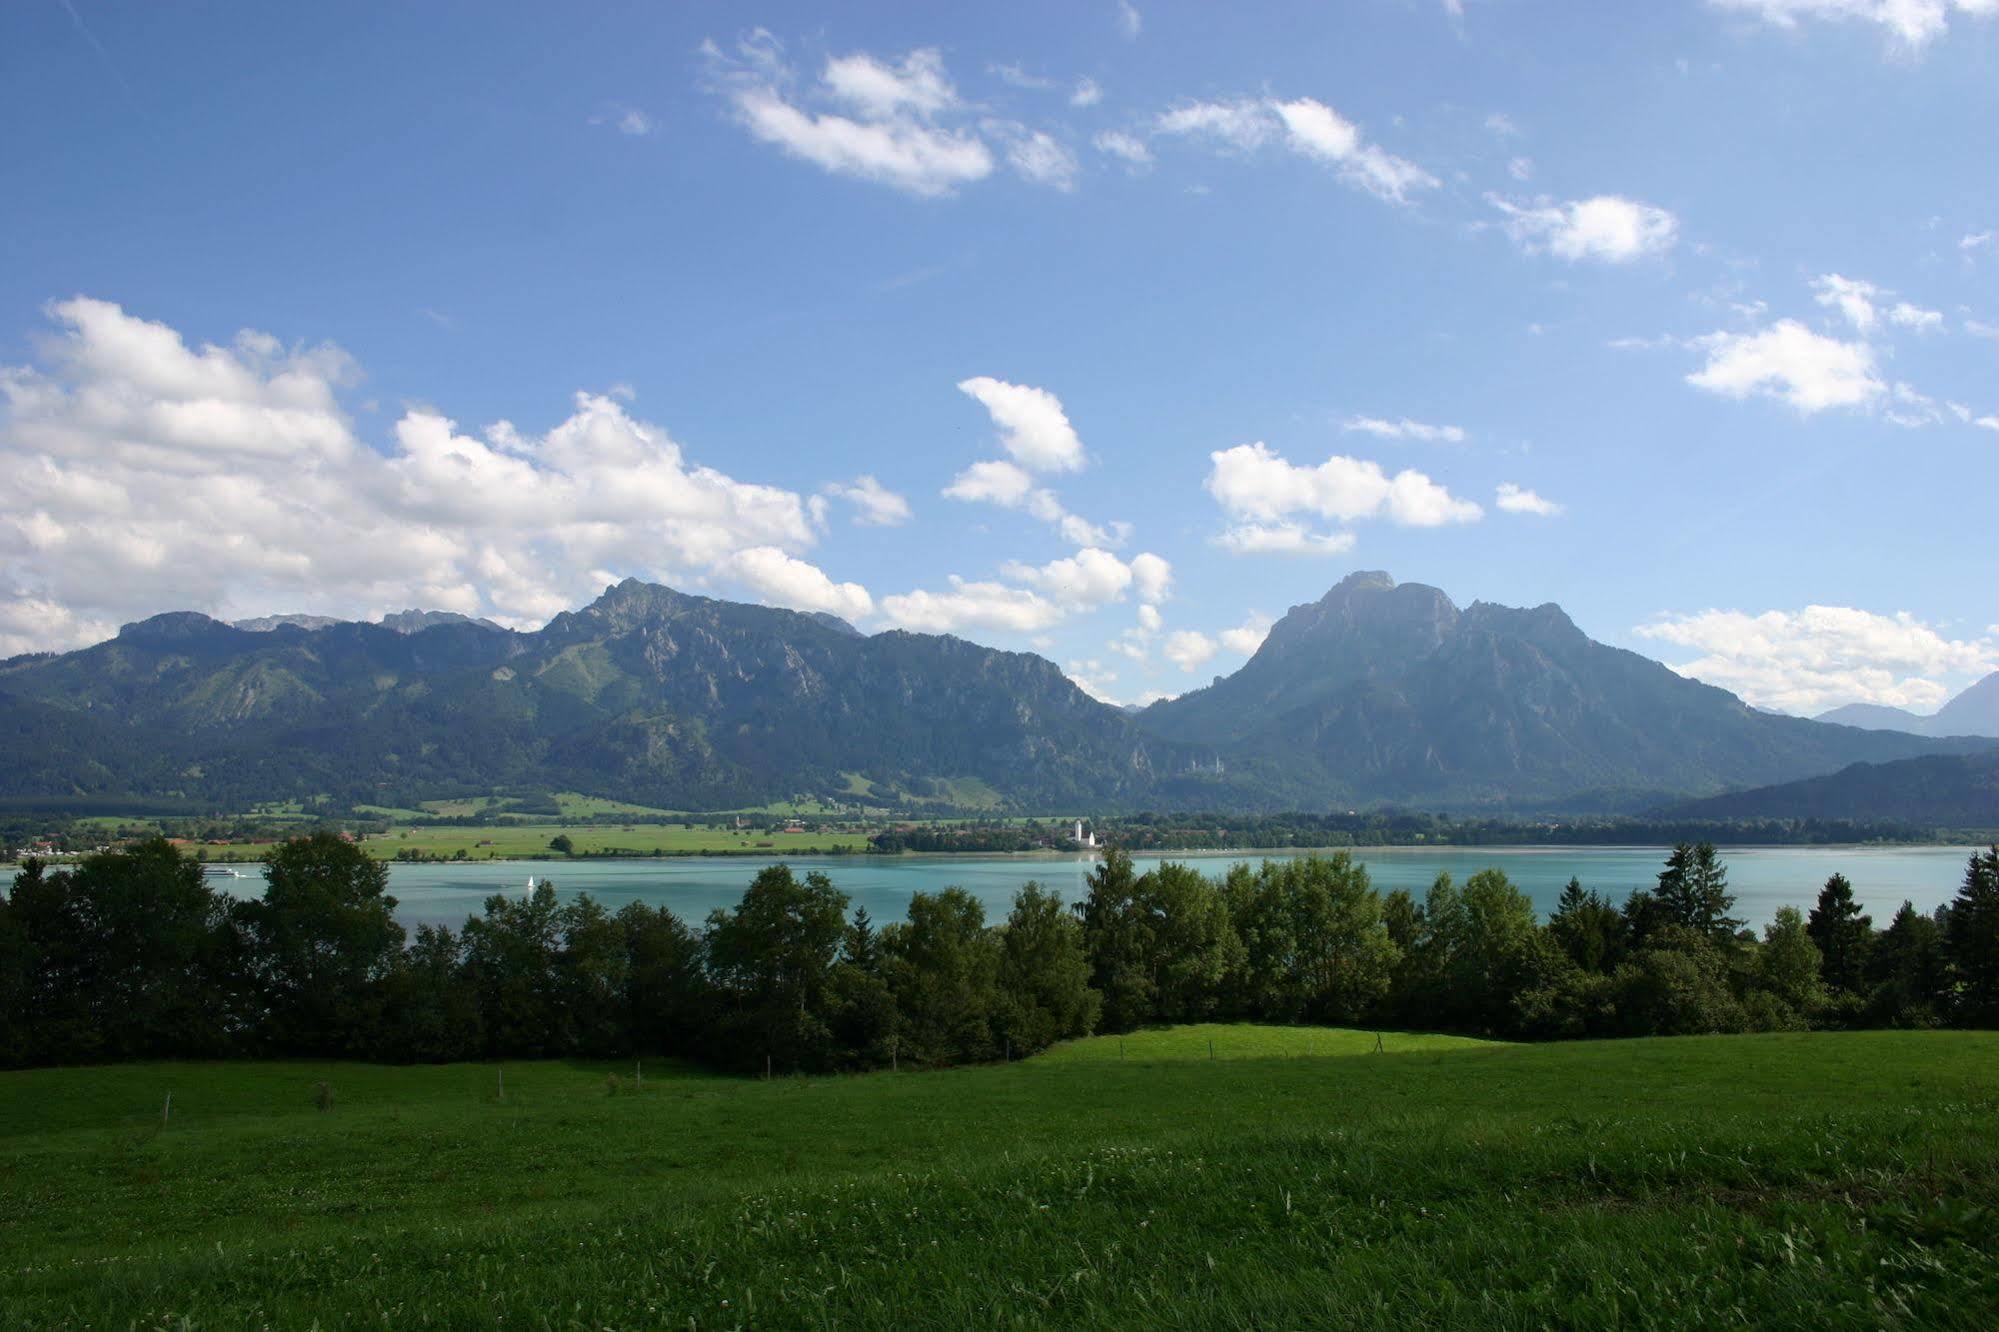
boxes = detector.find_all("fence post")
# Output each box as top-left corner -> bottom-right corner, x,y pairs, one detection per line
162,1091 -> 172,1126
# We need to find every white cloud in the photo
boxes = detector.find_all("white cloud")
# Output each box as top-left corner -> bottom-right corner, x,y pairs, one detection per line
879,576 -> 1062,634
1888,300 -> 1944,331
1115,0 -> 1143,39
1154,96 -> 1436,204
1508,156 -> 1534,182
1490,193 -> 1679,263
1978,415 -> 1999,431
1163,629 -> 1218,672
1093,130 -> 1153,167
1636,603 -> 1996,714
1965,230 -> 1996,253
957,376 -> 1087,471
1071,77 -> 1103,108
1884,381 -> 1950,428
1707,0 -> 1998,51
990,63 -> 1054,92
1269,98 -> 1439,203
0,298 -> 864,651
822,474 -> 912,526
986,123 -> 1081,191
1812,273 -> 1882,331
1206,442 -> 1482,535
1130,552 -> 1172,604
1343,416 -> 1467,444
1000,547 -> 1138,609
1065,658 -> 1123,704
1214,522 -> 1359,556
707,38 -> 995,198
1685,319 -> 1884,412
1220,611 -> 1274,655
1484,112 -> 1519,137
943,458 -> 1035,507
1495,483 -> 1563,516
1136,602 -> 1164,633
723,547 -> 873,620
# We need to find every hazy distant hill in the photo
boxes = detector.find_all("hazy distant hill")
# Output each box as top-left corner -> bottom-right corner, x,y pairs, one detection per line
1816,672 -> 1999,739
1136,572 -> 1968,810
1663,751 -> 1999,826
0,573 -> 1973,814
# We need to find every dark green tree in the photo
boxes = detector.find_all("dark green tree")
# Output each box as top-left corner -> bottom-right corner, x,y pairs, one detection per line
1076,848 -> 1155,1032
1805,873 -> 1873,996
235,832 -> 404,1056
618,903 -> 708,1057
888,888 -> 1000,1065
1547,877 -> 1627,974
548,834 -> 575,855
704,865 -> 850,1071
1754,905 -> 1824,1025
1224,854 -> 1395,1025
1655,842 -> 1741,942
1945,847 -> 1999,1026
461,882 -> 567,1056
381,924 -> 482,1061
995,883 -> 1098,1055
1868,900 -> 1950,1027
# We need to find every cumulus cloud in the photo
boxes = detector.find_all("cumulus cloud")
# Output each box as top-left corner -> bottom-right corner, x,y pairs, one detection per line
1153,95 -> 1436,204
1220,611 -> 1274,655
1812,273 -> 1883,331
822,474 -> 912,526
1130,552 -> 1172,604
1071,77 -> 1103,107
878,576 -> 1062,634
1685,319 -> 1884,412
1163,629 -> 1218,672
1707,0 -> 1998,51
1495,483 -> 1563,516
1000,547 -> 1136,609
1206,441 -> 1482,541
1889,300 -> 1944,331
723,547 -> 873,620
1636,604 -> 1996,714
1213,523 -> 1359,556
705,36 -> 995,198
0,297 -> 867,652
956,376 -> 1087,472
945,377 -> 1125,544
1489,193 -> 1679,263
1343,416 -> 1467,444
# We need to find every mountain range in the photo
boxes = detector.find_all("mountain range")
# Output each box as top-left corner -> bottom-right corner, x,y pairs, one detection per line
1816,673 -> 1999,739
0,572 -> 1981,815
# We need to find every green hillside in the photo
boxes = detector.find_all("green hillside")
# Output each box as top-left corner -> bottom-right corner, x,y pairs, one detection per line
3,1028 -> 1995,1326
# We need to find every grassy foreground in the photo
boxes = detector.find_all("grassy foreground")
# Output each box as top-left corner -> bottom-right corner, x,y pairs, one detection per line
3,1030 -> 1997,1327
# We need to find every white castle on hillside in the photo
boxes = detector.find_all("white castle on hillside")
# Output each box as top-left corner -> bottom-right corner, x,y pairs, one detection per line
1073,820 -> 1097,849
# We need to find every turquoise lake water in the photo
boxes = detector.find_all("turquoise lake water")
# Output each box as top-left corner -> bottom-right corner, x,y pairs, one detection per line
294,845 -> 1985,931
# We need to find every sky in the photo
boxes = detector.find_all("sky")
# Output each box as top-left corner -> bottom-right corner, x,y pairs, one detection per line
2,0 -> 1996,717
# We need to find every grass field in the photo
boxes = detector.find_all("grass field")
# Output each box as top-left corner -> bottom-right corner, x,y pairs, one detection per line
3,1027 -> 1996,1326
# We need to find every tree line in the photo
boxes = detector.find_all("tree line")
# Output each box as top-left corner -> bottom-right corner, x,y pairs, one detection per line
3,835 -> 1996,1071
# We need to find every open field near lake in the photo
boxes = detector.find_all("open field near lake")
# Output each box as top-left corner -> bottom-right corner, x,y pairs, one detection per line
4,1028 -> 1996,1327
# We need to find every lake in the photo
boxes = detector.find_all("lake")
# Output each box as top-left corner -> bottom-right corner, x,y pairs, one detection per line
275,844 -> 1985,931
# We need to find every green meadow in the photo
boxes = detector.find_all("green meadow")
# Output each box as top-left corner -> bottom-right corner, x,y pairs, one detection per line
3,1027 -> 1997,1327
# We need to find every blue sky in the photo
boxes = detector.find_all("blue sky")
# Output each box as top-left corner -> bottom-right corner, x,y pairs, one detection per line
2,0 -> 1995,715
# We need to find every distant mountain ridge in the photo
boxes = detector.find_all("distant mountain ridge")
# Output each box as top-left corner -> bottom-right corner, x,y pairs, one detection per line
1136,572 -> 1976,810
234,609 -> 503,635
0,573 -> 1978,814
1816,672 -> 1999,739
1663,750 -> 1999,827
